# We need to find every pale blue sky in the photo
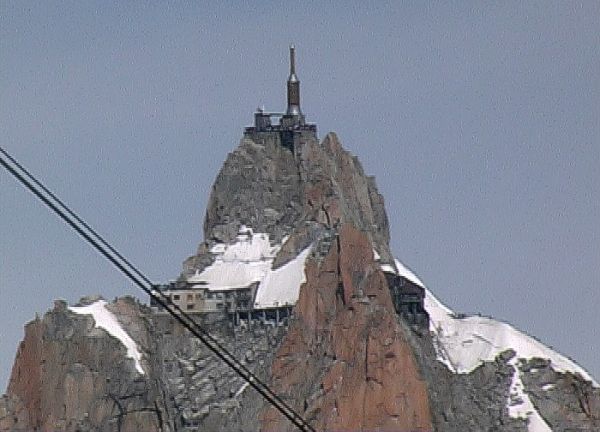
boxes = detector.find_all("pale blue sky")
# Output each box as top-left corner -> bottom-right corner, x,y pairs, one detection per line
1,1 -> 599,389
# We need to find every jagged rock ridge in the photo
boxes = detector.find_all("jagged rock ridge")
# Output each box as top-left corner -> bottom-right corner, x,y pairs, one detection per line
2,132 -> 599,432
183,131 -> 393,277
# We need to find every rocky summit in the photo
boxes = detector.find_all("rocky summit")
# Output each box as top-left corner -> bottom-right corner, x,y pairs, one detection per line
2,129 -> 600,432
0,41 -> 600,432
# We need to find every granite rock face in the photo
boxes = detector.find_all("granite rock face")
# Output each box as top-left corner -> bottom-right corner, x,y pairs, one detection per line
0,299 -> 288,432
262,224 -> 433,431
183,131 -> 392,277
519,358 -> 600,430
2,131 -> 600,431
151,315 -> 288,432
0,298 -> 170,432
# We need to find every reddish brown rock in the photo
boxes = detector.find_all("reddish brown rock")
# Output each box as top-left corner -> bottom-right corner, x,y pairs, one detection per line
262,224 -> 433,431
297,133 -> 390,254
2,299 -> 166,432
6,316 -> 44,429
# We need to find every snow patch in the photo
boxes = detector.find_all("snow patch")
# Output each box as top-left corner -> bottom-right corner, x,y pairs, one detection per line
424,283 -> 598,431
377,256 -> 425,287
372,248 -> 381,261
254,246 -> 312,309
69,300 -> 145,375
188,226 -> 312,309
389,255 -> 597,430
394,259 -> 426,287
234,381 -> 250,398
188,226 -> 281,291
380,263 -> 396,274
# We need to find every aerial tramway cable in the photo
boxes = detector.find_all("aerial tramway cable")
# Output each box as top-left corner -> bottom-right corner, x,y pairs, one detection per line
0,146 -> 316,432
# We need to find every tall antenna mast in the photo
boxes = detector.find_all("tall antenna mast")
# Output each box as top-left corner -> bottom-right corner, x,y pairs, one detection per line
290,44 -> 296,75
286,44 -> 301,116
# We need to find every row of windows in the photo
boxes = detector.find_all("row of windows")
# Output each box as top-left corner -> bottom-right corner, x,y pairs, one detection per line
164,291 -> 253,313
171,292 -> 236,301
186,302 -> 226,310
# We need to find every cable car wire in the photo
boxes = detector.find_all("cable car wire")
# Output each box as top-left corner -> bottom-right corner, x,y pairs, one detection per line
0,146 -> 315,432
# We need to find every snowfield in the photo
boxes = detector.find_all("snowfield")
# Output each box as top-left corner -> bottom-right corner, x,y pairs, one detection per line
424,288 -> 597,384
69,300 -> 145,375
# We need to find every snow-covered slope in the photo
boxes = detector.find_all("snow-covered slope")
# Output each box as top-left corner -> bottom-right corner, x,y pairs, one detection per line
392,257 -> 597,431
69,300 -> 145,375
188,226 -> 312,309
254,246 -> 312,309
187,226 -> 281,290
424,289 -> 597,384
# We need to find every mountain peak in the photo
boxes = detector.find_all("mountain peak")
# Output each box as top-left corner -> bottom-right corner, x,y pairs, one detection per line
182,129 -> 393,284
2,47 -> 599,432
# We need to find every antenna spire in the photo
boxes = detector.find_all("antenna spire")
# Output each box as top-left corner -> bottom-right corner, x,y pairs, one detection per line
290,44 -> 296,75
286,44 -> 301,116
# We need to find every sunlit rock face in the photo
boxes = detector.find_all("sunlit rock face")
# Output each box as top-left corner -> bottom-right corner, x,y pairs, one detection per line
183,132 -> 393,279
262,224 -> 433,432
0,298 -> 168,432
2,131 -> 600,432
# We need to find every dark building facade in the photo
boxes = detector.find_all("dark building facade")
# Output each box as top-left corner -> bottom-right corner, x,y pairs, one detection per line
384,272 -> 429,328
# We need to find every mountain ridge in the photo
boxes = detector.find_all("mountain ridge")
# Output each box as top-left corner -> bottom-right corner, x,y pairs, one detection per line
2,131 -> 599,431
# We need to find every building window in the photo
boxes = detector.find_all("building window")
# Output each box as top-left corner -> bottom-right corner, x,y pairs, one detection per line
195,293 -> 202,299
187,294 -> 193,301
173,294 -> 180,301
187,303 -> 195,310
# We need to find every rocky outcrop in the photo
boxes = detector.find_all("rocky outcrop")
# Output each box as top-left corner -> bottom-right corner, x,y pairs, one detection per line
295,133 -> 390,260
183,132 -> 393,277
3,130 -> 600,431
1,298 -> 170,432
403,306 -> 600,431
202,132 -> 303,247
405,331 -> 529,431
520,358 -> 600,430
262,224 -> 433,431
0,299 -> 292,432
152,314 -> 288,432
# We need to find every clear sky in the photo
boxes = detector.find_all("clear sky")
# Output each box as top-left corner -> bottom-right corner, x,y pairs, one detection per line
1,1 -> 598,389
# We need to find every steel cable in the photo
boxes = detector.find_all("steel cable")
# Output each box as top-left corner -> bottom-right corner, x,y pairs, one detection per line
0,146 -> 315,432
